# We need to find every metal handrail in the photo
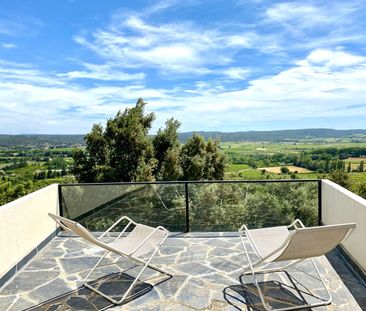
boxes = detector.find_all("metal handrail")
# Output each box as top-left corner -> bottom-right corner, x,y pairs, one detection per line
60,179 -> 320,186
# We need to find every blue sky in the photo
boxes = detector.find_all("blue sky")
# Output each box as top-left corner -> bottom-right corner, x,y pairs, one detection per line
1,0 -> 366,134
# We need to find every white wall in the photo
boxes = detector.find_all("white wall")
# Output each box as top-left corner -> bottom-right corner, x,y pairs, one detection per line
322,179 -> 366,273
0,184 -> 59,279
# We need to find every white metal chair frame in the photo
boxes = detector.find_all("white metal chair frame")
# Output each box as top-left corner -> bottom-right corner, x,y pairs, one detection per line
49,213 -> 170,305
239,219 -> 355,311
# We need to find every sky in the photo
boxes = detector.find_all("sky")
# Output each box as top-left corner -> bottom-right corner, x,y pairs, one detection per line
0,0 -> 366,134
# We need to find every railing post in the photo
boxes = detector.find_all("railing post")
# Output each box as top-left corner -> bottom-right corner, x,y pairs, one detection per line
58,184 -> 63,217
185,182 -> 190,232
318,180 -> 322,226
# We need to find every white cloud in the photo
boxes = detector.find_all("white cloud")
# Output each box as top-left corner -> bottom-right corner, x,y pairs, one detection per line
262,1 -> 365,54
302,49 -> 366,67
74,15 -> 261,75
265,2 -> 357,30
266,3 -> 327,29
2,48 -> 366,133
0,62 -> 65,86
2,43 -> 16,49
149,48 -> 366,131
222,67 -> 250,80
59,63 -> 145,81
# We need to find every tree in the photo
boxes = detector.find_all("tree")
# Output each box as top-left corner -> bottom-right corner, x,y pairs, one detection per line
204,138 -> 226,180
347,162 -> 351,173
181,134 -> 206,180
85,124 -> 106,165
72,98 -> 156,182
329,169 -> 351,189
358,161 -> 364,172
47,169 -> 54,179
158,147 -> 183,180
105,98 -> 156,181
153,118 -> 182,180
72,99 -> 226,183
324,158 -> 330,172
356,182 -> 366,199
280,166 -> 290,174
181,134 -> 226,180
72,148 -> 97,182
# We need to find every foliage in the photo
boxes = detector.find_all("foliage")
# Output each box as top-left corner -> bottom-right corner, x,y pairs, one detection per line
355,182 -> 366,198
0,180 -> 33,205
181,134 -> 226,180
73,98 -> 157,182
329,169 -> 351,188
358,161 -> 364,172
72,99 -> 226,183
153,118 -> 182,180
3,160 -> 28,171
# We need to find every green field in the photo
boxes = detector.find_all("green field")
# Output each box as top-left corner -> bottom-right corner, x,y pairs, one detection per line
226,164 -> 321,180
221,140 -> 366,155
226,164 -> 251,172
223,139 -> 366,190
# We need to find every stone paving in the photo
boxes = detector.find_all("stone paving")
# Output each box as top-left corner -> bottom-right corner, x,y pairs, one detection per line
0,233 -> 365,311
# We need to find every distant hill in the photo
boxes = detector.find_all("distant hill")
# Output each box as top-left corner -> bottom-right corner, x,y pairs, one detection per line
1,129 -> 366,147
0,134 -> 84,147
178,129 -> 366,142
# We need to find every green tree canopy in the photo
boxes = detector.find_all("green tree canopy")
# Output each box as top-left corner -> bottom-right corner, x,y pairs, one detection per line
152,118 -> 182,180
181,134 -> 226,180
72,99 -> 226,182
329,169 -> 351,188
73,98 -> 156,182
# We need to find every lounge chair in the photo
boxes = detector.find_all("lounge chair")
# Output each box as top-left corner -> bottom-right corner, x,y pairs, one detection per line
239,219 -> 356,310
48,213 -> 170,305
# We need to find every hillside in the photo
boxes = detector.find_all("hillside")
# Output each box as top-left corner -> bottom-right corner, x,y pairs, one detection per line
0,134 -> 84,147
178,129 -> 366,142
1,129 -> 366,147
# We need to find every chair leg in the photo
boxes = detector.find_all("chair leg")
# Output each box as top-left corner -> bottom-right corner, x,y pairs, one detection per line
240,235 -> 332,311
242,259 -> 304,275
83,245 -> 170,305
83,249 -> 109,284
114,244 -> 170,305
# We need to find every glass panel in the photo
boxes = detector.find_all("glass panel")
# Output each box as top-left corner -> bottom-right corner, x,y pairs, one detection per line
60,181 -> 318,232
60,183 -> 186,232
188,181 -> 318,231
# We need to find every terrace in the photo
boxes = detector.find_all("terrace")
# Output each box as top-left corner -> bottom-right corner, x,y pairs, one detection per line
0,180 -> 366,310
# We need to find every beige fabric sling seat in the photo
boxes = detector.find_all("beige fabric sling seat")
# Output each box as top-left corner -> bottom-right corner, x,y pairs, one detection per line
49,213 -> 170,305
239,219 -> 356,311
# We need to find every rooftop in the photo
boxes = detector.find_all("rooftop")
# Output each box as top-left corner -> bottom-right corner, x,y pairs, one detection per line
1,233 -> 365,311
1,179 -> 366,310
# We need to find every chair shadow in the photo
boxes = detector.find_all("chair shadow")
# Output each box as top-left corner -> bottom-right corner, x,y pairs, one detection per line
24,271 -> 171,311
223,273 -> 315,311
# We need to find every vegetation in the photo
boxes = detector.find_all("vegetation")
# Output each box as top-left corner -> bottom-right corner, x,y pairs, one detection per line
72,99 -> 226,183
0,146 -> 75,205
223,140 -> 366,199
